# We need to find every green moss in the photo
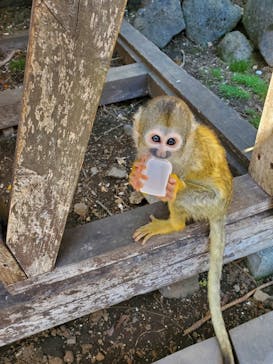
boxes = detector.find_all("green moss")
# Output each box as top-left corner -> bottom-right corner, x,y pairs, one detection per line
245,108 -> 261,128
210,67 -> 223,80
231,73 -> 268,100
9,57 -> 25,72
229,60 -> 252,73
219,84 -> 250,100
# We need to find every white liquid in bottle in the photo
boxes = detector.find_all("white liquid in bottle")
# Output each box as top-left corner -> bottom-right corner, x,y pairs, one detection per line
140,157 -> 172,197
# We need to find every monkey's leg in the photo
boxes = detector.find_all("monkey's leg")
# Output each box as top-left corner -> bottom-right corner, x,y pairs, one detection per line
133,208 -> 186,245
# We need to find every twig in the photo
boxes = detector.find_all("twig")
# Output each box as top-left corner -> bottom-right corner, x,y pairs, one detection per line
184,280 -> 273,336
0,50 -> 18,67
94,123 -> 123,142
96,200 -> 113,216
135,329 -> 165,347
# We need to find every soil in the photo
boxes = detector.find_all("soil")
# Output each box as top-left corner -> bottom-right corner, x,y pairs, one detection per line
0,3 -> 273,364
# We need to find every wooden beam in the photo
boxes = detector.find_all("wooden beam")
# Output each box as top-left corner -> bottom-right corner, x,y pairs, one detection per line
6,0 -> 127,277
0,30 -> 29,52
249,73 -> 273,196
117,21 -> 257,167
0,174 -> 272,346
0,63 -> 148,131
0,88 -> 22,130
100,63 -> 148,105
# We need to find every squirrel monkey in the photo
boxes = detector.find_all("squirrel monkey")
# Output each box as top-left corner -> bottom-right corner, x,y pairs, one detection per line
129,96 -> 234,364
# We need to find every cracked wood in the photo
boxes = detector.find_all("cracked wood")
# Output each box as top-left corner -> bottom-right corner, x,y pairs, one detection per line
6,0 -> 127,277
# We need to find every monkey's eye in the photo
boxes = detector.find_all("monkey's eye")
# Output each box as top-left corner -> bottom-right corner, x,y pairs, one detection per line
166,137 -> 176,146
151,135 -> 161,143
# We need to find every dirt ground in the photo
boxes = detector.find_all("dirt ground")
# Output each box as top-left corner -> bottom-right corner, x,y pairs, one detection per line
0,3 -> 273,364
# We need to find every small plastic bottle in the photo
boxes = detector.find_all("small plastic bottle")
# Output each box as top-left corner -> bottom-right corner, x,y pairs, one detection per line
140,157 -> 172,197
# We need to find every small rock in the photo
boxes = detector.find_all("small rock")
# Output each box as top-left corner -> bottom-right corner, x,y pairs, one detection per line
96,352 -> 105,362
74,202 -> 88,217
48,357 -> 64,364
123,124 -> 133,137
233,284 -> 240,293
107,166 -> 128,179
129,191 -> 144,205
254,288 -> 271,303
133,0 -> 185,48
183,0 -> 242,45
217,31 -> 253,63
90,167 -> 99,176
255,70 -> 263,76
247,247 -> 273,279
81,344 -> 93,354
63,351 -> 74,363
66,336 -> 76,345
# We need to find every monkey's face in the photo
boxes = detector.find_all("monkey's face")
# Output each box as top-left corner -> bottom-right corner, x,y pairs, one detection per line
133,96 -> 196,161
144,127 -> 182,159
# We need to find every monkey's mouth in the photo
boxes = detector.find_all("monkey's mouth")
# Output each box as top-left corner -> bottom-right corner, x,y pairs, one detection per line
150,148 -> 171,159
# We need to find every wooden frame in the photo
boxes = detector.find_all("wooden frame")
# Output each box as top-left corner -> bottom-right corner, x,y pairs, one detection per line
0,15 -> 272,347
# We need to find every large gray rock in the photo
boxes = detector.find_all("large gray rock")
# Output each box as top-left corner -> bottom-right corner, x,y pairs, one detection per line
183,0 -> 242,45
133,0 -> 185,48
218,31 -> 253,62
247,247 -> 273,279
259,26 -> 273,67
243,0 -> 273,66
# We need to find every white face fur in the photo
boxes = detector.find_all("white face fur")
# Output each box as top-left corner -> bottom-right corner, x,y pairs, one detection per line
144,127 -> 183,159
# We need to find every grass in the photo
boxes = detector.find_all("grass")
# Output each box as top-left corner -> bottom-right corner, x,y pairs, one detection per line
9,57 -> 25,72
219,84 -> 250,100
229,60 -> 252,73
231,73 -> 268,100
245,108 -> 261,128
210,67 -> 223,80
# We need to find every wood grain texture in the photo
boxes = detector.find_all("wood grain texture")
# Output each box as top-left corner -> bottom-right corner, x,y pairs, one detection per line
1,211 -> 273,346
117,21 -> 257,167
0,242 -> 26,286
6,0 -> 127,277
249,74 -> 273,196
0,64 -> 148,130
0,175 -> 273,346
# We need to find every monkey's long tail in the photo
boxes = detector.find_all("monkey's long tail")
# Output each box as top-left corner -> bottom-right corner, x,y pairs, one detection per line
208,218 -> 235,364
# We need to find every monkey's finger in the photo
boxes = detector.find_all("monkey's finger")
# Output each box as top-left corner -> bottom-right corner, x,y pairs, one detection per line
168,177 -> 177,185
141,233 -> 154,245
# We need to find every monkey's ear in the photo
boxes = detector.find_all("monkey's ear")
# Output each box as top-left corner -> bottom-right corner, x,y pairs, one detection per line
133,106 -> 143,147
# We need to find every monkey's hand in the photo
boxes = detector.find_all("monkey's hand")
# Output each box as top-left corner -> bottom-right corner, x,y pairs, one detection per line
129,156 -> 148,191
160,174 -> 185,202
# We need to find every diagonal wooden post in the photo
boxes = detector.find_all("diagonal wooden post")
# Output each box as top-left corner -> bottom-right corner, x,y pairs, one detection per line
6,0 -> 127,277
249,73 -> 273,196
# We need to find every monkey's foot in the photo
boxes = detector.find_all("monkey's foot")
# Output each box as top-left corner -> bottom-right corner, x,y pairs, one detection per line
133,215 -> 185,245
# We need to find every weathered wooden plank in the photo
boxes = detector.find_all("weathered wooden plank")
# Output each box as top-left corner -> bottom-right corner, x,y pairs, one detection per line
57,174 -> 273,266
0,30 -> 29,51
0,243 -> 26,285
0,87 -> 22,130
1,208 -> 273,346
117,21 -> 257,166
230,311 -> 273,364
6,0 -> 127,277
249,73 -> 273,196
100,63 -> 148,105
0,64 -> 148,130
